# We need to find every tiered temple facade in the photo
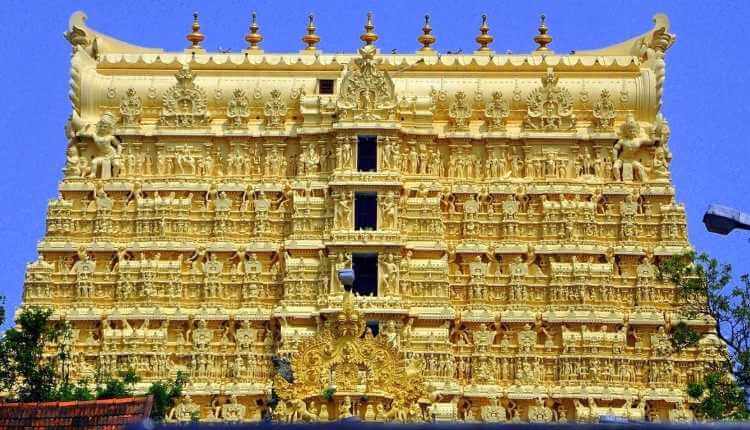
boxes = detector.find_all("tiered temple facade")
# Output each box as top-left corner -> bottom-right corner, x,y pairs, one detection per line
20,10 -> 721,423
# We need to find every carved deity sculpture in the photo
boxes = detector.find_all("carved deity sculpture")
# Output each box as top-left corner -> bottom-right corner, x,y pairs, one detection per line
119,88 -> 142,126
449,91 -> 472,130
524,68 -> 576,131
484,91 -> 510,131
227,89 -> 250,127
380,254 -> 399,296
221,394 -> 247,421
380,191 -> 398,229
78,111 -> 122,179
613,113 -> 651,181
264,89 -> 287,129
592,89 -> 616,130
168,394 -> 201,422
337,42 -> 396,121
334,191 -> 353,229
160,64 -> 209,127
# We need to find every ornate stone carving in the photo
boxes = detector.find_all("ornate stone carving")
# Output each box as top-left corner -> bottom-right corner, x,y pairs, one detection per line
592,89 -> 615,130
263,89 -> 287,129
274,293 -> 426,422
613,113 -> 651,181
337,45 -> 396,121
484,91 -> 509,130
77,111 -> 122,179
119,88 -> 142,126
448,91 -> 472,130
523,68 -> 576,131
160,64 -> 209,127
226,89 -> 250,127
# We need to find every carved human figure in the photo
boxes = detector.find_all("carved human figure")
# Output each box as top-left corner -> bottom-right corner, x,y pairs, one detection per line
380,253 -> 399,296
78,112 -> 122,179
64,145 -> 88,177
221,394 -> 247,421
380,191 -> 398,229
335,191 -> 352,229
168,394 -> 201,422
613,113 -> 651,181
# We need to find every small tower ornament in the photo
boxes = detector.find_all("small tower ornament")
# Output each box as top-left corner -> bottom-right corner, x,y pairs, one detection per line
417,14 -> 436,52
475,14 -> 494,53
302,14 -> 320,51
244,11 -> 263,52
533,14 -> 553,53
186,12 -> 205,51
360,12 -> 378,46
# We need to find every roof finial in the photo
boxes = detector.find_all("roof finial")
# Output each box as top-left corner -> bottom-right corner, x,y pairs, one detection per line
475,14 -> 493,52
302,13 -> 321,51
533,14 -> 553,53
244,11 -> 263,51
417,14 -> 436,52
360,12 -> 378,45
186,12 -> 205,50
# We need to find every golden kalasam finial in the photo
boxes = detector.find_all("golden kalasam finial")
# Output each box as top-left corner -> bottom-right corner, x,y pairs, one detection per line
302,13 -> 321,50
186,12 -> 205,49
360,12 -> 378,45
533,14 -> 552,52
417,14 -> 436,52
475,14 -> 493,51
244,11 -> 263,51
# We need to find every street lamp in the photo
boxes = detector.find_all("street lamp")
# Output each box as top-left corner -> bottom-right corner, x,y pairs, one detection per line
703,204 -> 750,235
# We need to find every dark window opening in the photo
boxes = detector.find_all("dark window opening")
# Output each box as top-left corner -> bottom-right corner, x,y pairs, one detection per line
355,192 -> 378,230
318,79 -> 335,95
352,253 -> 378,297
365,320 -> 380,337
357,135 -> 378,172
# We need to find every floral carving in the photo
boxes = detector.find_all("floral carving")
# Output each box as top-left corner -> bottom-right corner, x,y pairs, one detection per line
523,68 -> 576,131
484,91 -> 509,131
160,64 -> 209,127
263,89 -> 287,129
337,45 -> 396,121
119,88 -> 142,126
226,89 -> 250,128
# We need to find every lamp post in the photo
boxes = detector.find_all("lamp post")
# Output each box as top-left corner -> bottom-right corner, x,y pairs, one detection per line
703,204 -> 750,235
702,203 -> 750,408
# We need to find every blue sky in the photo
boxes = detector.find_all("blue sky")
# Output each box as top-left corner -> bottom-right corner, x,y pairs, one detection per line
0,1 -> 748,320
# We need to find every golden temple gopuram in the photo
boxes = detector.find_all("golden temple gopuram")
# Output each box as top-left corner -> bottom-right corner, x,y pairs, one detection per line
20,10 -> 723,423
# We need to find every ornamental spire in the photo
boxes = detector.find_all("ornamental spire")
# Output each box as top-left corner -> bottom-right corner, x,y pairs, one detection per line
360,12 -> 378,46
475,14 -> 493,52
186,12 -> 205,50
244,11 -> 263,51
302,13 -> 321,51
533,14 -> 553,53
417,14 -> 436,52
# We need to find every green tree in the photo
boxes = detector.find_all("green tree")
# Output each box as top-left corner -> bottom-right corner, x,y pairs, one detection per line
0,307 -> 67,402
96,368 -> 140,399
147,371 -> 188,421
660,252 -> 750,420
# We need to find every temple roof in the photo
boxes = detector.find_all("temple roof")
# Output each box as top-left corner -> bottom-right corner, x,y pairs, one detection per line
65,11 -> 674,70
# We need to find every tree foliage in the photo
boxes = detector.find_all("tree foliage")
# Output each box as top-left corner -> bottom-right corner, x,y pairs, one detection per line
659,252 -> 750,420
147,371 -> 188,421
687,370 -> 749,421
0,307 -> 67,402
0,305 -> 189,407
